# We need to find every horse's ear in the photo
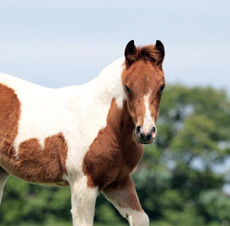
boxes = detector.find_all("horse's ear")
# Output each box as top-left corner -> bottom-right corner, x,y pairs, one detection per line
125,40 -> 137,67
155,40 -> 165,69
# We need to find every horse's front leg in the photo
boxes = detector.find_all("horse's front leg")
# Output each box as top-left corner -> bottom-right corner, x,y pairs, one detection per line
70,176 -> 99,226
103,175 -> 149,226
0,168 -> 9,205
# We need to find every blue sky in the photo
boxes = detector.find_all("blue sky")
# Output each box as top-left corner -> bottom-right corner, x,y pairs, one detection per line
0,0 -> 229,91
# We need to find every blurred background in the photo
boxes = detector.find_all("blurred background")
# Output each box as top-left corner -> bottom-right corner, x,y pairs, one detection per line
0,0 -> 230,225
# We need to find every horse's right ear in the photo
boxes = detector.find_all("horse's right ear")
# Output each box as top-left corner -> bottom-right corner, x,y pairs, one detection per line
125,40 -> 137,67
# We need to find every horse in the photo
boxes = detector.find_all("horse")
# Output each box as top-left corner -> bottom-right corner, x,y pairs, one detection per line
0,39 -> 165,226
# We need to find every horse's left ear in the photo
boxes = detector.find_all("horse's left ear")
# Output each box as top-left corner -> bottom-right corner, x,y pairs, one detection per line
155,40 -> 165,69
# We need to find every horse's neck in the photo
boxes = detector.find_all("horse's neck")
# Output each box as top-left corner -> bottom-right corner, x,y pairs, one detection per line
85,58 -> 136,145
111,99 -> 136,143
93,58 -> 132,136
65,58 -> 127,143
92,58 -> 126,108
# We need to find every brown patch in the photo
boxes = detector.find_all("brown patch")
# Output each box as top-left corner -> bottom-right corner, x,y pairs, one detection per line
1,133 -> 69,186
0,84 -> 20,158
82,99 -> 143,190
103,176 -> 142,211
16,133 -> 69,185
0,84 -> 68,186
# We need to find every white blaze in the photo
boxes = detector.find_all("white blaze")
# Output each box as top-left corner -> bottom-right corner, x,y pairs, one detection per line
142,93 -> 157,137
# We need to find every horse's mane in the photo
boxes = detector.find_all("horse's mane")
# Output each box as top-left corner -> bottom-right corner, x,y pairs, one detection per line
136,45 -> 163,63
125,42 -> 164,69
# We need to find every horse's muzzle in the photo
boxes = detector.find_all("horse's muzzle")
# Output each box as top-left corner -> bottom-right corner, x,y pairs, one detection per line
135,126 -> 156,144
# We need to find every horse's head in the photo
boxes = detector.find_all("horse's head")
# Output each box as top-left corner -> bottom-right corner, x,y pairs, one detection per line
122,40 -> 165,144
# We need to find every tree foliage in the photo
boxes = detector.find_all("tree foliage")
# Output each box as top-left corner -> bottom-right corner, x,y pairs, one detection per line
0,85 -> 230,226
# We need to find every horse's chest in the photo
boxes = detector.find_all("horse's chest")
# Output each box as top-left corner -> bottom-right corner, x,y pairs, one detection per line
82,131 -> 143,190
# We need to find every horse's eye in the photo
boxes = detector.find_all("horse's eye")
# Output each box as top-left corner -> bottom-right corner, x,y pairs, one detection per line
125,85 -> 131,94
160,84 -> 165,93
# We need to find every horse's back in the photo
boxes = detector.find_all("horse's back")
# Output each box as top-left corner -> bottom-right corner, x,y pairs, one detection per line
0,73 -> 45,93
0,73 -> 66,141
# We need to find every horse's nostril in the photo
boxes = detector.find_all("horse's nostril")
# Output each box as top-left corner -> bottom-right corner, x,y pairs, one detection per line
147,133 -> 152,140
136,126 -> 141,134
140,133 -> 145,139
152,127 -> 156,133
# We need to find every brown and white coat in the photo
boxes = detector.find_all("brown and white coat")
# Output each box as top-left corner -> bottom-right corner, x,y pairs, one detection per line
0,40 -> 165,226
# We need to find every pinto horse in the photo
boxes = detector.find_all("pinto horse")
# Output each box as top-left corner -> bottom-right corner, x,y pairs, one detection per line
0,40 -> 165,226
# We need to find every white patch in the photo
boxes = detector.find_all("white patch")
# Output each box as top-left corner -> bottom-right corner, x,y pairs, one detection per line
70,176 -> 99,226
142,93 -> 156,135
118,207 -> 149,226
96,57 -> 126,109
128,209 -> 149,226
